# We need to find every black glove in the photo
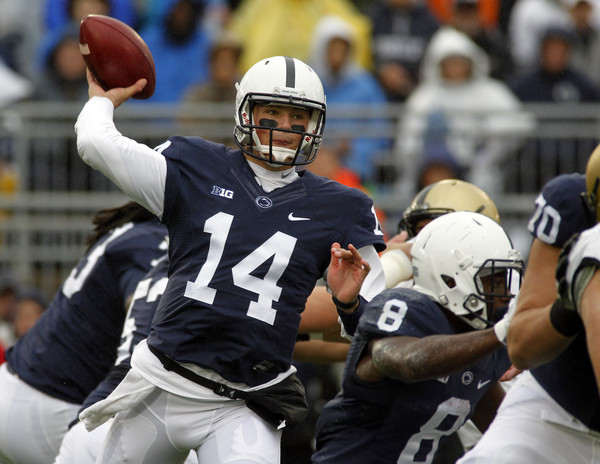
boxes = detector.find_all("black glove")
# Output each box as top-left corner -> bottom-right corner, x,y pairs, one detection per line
550,233 -> 583,337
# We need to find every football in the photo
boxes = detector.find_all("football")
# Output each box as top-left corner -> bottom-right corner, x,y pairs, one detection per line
79,14 -> 156,99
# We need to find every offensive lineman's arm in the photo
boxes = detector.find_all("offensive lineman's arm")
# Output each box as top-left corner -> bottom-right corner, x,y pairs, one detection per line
293,339 -> 349,363
507,239 -> 573,369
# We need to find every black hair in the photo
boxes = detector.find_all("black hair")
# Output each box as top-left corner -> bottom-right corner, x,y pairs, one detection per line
166,0 -> 204,44
85,202 -> 156,251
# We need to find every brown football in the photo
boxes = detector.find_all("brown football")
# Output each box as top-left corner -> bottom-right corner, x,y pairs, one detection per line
79,14 -> 155,99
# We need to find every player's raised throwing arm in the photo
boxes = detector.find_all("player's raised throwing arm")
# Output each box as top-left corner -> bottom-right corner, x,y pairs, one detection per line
75,71 -> 166,219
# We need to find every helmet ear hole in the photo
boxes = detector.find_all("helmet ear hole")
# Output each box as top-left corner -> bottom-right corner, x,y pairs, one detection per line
441,275 -> 456,289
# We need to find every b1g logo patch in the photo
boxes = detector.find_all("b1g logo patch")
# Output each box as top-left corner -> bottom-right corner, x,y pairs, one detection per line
211,186 -> 234,199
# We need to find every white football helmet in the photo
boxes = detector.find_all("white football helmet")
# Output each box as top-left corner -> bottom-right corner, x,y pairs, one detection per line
234,56 -> 326,166
411,211 -> 523,329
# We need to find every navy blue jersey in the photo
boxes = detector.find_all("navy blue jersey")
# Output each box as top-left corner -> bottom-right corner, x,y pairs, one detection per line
313,287 -> 510,464
527,173 -> 589,247
148,138 -> 386,386
82,254 -> 169,411
6,220 -> 168,404
527,173 -> 600,430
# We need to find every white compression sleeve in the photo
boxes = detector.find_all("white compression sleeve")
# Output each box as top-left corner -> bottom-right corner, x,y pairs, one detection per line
380,249 -> 413,288
75,97 -> 167,218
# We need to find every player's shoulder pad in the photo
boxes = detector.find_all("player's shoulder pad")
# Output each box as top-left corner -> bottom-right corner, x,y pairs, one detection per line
542,173 -> 586,206
160,135 -> 228,156
567,223 -> 600,275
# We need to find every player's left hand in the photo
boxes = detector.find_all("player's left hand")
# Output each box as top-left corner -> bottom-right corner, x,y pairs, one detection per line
327,242 -> 371,306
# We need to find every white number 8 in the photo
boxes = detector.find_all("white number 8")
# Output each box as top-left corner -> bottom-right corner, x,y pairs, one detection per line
376,299 -> 407,332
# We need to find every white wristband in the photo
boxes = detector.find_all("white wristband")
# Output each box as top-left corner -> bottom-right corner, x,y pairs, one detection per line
380,249 -> 413,288
493,298 -> 517,345
493,318 -> 509,345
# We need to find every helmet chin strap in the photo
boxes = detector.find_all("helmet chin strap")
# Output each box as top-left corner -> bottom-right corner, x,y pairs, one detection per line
258,144 -> 297,164
251,127 -> 300,165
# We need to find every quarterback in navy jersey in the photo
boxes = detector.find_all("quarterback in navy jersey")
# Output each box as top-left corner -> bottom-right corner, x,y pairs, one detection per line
459,148 -> 600,463
313,212 -> 523,464
75,55 -> 386,463
0,202 -> 167,464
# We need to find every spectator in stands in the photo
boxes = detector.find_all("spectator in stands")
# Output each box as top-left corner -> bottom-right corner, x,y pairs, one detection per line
138,0 -> 211,103
508,24 -> 600,193
181,32 -> 242,145
32,25 -> 88,101
0,57 -> 32,109
142,0 -> 230,39
395,27 -> 533,202
507,0 -> 575,73
563,0 -> 600,83
43,0 -> 136,32
35,0 -> 116,88
0,0 -> 44,79
12,288 -> 47,339
448,0 -> 514,81
428,0 -> 501,28
417,143 -> 466,191
309,14 -> 390,185
509,25 -> 600,102
307,143 -> 363,190
183,32 -> 242,104
364,0 -> 440,102
226,0 -> 373,73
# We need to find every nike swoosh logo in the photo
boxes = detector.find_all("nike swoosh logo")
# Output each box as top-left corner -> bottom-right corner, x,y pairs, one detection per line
477,379 -> 492,389
288,213 -> 310,221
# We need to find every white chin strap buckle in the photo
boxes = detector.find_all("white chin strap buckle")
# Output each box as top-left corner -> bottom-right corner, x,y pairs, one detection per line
259,145 -> 296,164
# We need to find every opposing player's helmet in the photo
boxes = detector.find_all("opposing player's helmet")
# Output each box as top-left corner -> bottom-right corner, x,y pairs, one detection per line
398,179 -> 501,238
584,143 -> 600,223
234,56 -> 327,166
412,211 -> 523,330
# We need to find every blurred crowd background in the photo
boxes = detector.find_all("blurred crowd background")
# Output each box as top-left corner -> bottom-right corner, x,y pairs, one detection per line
0,0 -> 599,367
